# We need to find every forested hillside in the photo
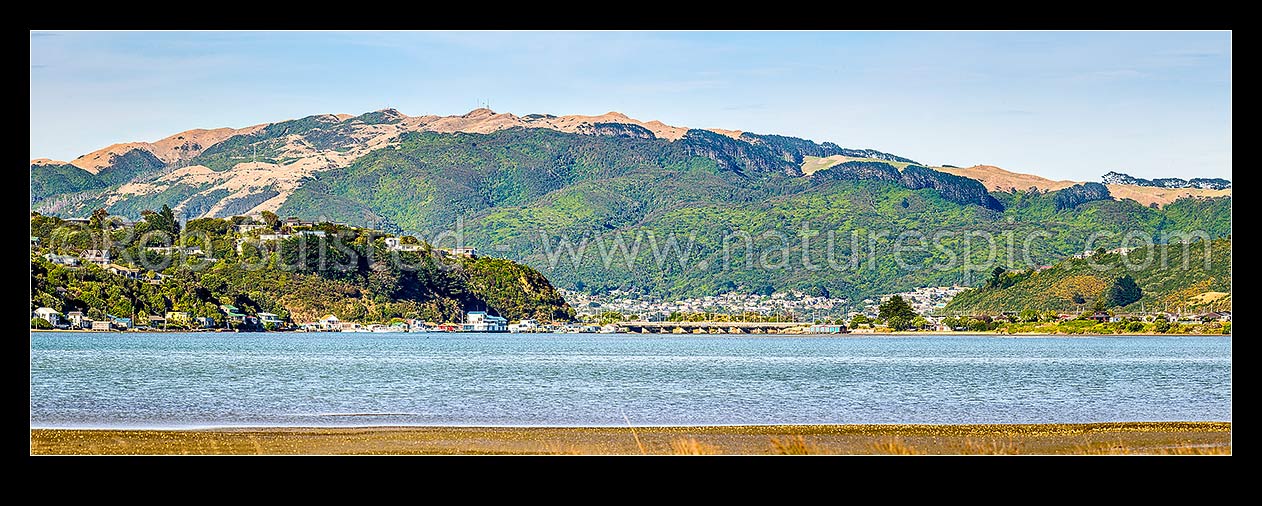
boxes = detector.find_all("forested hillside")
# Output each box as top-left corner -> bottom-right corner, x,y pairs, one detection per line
30,211 -> 573,325
30,108 -> 1232,301
277,127 -> 1230,300
945,238 -> 1231,314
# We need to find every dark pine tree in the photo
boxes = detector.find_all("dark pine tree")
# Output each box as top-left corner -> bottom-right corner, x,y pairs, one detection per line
1106,275 -> 1143,307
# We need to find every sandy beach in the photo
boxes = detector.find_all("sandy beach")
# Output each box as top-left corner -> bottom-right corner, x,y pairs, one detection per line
31,422 -> 1230,455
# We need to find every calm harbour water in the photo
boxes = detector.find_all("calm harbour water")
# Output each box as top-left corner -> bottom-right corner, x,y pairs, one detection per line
30,332 -> 1231,428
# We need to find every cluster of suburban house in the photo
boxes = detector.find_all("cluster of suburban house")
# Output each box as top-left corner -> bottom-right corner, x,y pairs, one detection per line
291,312 -> 618,334
40,248 -> 169,283
32,303 -> 541,333
294,311 -> 512,333
233,217 -> 477,257
31,303 -> 285,332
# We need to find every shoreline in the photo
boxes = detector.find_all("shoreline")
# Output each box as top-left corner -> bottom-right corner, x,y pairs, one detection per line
31,421 -> 1232,455
29,329 -> 1229,337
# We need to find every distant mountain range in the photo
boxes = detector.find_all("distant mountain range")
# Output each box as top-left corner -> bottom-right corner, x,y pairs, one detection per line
30,108 -> 1233,300
1102,171 -> 1231,190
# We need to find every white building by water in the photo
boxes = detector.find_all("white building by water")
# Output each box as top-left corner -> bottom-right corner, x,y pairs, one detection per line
463,311 -> 508,332
33,307 -> 61,326
508,318 -> 539,333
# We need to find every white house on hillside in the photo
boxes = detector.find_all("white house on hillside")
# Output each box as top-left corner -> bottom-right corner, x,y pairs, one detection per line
81,249 -> 111,266
34,307 -> 61,326
43,253 -> 80,266
442,247 -> 477,257
385,237 -> 423,252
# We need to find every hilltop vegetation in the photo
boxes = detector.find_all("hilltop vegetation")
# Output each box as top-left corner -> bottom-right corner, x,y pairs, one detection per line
1052,182 -> 1112,210
30,163 -> 106,203
29,149 -> 166,206
945,238 -> 1231,314
1102,171 -> 1231,190
29,211 -> 573,325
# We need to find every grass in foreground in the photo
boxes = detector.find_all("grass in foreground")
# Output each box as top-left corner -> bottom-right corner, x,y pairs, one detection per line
31,422 -> 1230,455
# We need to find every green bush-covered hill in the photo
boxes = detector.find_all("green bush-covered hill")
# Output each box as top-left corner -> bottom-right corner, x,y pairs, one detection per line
945,237 -> 1231,314
30,212 -> 573,324
30,109 -> 1232,301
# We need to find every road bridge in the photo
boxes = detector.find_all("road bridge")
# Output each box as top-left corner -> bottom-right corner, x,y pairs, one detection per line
616,321 -> 812,334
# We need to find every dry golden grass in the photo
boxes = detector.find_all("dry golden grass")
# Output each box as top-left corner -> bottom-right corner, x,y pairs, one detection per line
1146,446 -> 1232,455
932,165 -> 1232,208
868,437 -> 923,455
670,437 -> 718,455
1190,291 -> 1230,305
934,165 -> 1078,193
800,155 -> 914,175
957,437 -> 1020,455
1104,184 -> 1231,208
31,422 -> 1231,455
1072,440 -> 1231,455
771,435 -> 820,455
541,443 -> 586,455
800,155 -> 845,175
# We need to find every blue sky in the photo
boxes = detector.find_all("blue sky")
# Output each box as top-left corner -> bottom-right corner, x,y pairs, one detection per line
30,31 -> 1231,181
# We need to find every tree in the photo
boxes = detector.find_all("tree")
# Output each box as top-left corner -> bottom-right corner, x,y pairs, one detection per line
89,208 -> 110,229
140,205 -> 179,246
878,295 -> 917,330
261,210 -> 280,231
910,316 -> 928,330
159,204 -> 180,236
597,311 -> 625,325
849,314 -> 871,328
1092,298 -> 1108,313
1018,309 -> 1040,323
1105,275 -> 1142,307
988,266 -> 1006,288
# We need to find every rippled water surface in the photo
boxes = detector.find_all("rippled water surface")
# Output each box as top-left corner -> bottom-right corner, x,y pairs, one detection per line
30,333 -> 1231,428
